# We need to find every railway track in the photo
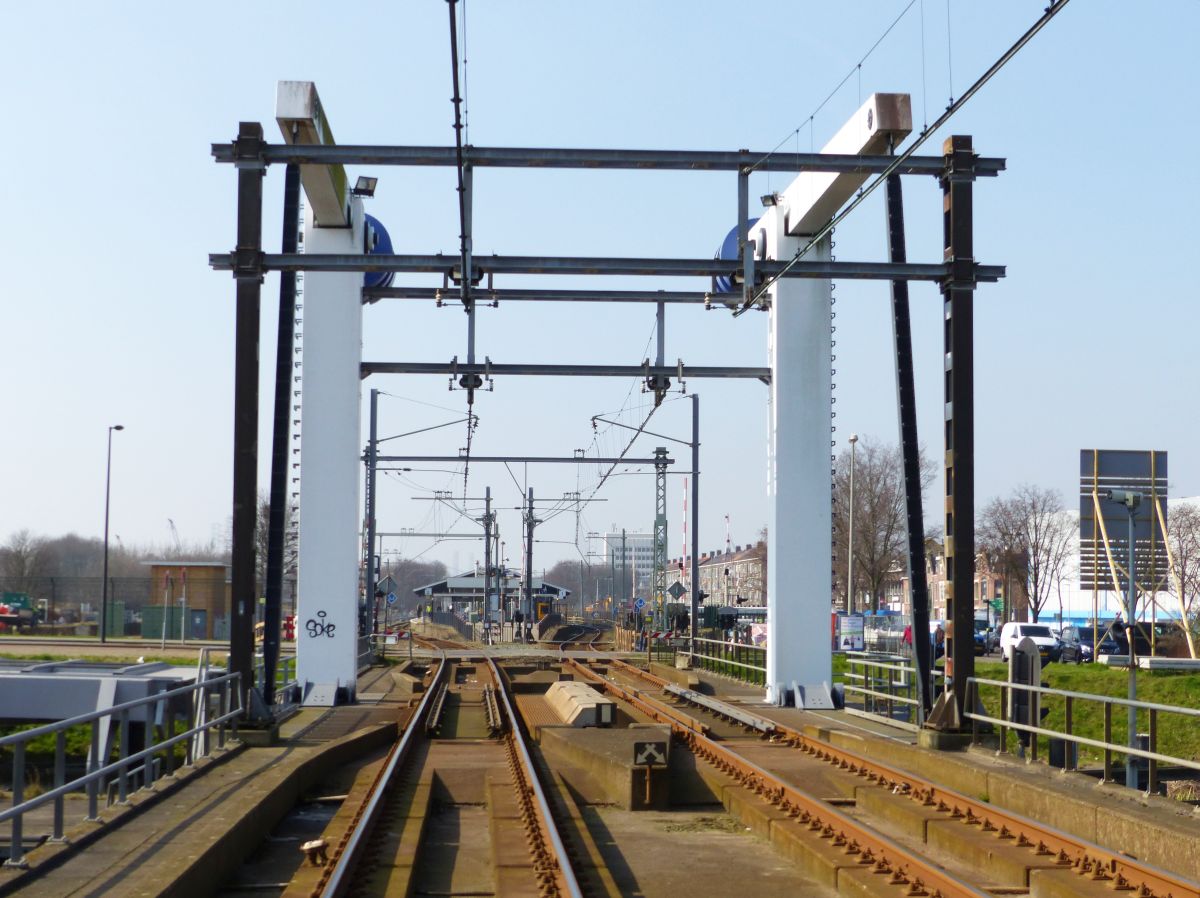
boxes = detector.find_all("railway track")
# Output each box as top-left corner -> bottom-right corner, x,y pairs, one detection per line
557,629 -> 610,652
411,633 -> 471,651
307,655 -> 582,898
567,657 -> 1200,898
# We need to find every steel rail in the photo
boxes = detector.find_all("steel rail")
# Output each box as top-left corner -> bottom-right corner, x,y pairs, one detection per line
604,660 -> 1200,898
567,660 -> 990,898
488,658 -> 584,898
210,142 -> 1006,176
316,654 -> 448,898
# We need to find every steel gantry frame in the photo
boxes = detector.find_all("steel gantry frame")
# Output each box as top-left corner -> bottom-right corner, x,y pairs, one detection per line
213,117 -> 1003,724
653,447 -> 669,628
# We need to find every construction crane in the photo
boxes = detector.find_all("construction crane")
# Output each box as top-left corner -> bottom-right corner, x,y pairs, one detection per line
167,519 -> 182,555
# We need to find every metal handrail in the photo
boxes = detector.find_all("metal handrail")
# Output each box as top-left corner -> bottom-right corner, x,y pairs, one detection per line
841,653 -> 946,730
968,675 -> 1200,717
688,637 -> 767,678
0,671 -> 239,746
965,676 -> 1200,791
0,671 -> 241,865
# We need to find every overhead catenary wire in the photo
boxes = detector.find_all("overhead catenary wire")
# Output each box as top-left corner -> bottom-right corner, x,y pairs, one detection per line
742,0 -> 1072,312
750,0 -> 920,176
446,0 -> 471,314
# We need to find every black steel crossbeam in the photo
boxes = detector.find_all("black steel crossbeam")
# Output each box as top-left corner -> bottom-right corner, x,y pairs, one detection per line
375,455 -> 674,464
361,361 -> 768,380
363,286 -> 713,304
210,142 -> 1005,176
210,253 -> 1005,283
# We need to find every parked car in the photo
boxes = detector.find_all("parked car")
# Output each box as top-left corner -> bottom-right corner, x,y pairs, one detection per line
1074,626 -> 1120,657
998,622 -> 1058,663
972,620 -> 997,655
1056,625 -> 1092,663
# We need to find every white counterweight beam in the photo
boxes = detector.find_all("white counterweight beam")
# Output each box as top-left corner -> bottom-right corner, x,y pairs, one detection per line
762,94 -> 911,707
295,200 -> 365,704
279,80 -> 365,705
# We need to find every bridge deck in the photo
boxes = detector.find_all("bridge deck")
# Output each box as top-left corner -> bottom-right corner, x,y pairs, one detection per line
1,653 -> 1196,897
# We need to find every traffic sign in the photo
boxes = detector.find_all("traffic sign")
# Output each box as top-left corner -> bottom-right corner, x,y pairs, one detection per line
667,581 -> 687,600
386,592 -> 397,606
633,741 -> 668,766
377,575 -> 399,594
634,597 -> 646,611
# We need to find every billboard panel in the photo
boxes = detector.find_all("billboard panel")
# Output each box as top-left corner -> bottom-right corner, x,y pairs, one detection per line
1078,450 -> 1169,592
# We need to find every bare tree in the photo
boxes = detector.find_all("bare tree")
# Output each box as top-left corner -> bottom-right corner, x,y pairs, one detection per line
1165,502 -> 1200,644
978,485 -> 1073,623
254,492 -> 298,593
0,530 -> 51,579
382,556 -> 449,615
832,439 -> 934,613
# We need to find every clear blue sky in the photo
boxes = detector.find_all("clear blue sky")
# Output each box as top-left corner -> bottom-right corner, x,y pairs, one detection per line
3,1 -> 1197,577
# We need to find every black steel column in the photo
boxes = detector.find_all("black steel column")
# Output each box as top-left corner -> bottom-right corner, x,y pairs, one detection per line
231,122 -> 265,712
689,394 -> 700,647
939,135 -> 977,726
884,170 -> 932,716
366,388 -> 379,635
263,162 -> 300,708
482,486 -> 492,642
524,487 -> 535,640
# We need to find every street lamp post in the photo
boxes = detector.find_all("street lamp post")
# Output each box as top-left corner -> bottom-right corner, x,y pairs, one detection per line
101,424 -> 125,643
847,433 -> 858,615
1106,489 -> 1142,789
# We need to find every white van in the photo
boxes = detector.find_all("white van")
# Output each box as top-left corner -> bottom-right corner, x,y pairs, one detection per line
998,622 -> 1058,663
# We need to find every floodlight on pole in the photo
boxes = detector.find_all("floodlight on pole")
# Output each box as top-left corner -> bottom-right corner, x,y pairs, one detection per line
101,424 -> 125,643
1104,488 -> 1142,789
351,175 -> 378,197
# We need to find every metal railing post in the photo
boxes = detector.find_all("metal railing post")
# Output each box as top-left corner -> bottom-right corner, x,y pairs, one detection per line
1103,702 -> 1113,782
1064,696 -> 1074,770
9,742 -> 24,865
143,698 -> 156,790
165,710 -> 176,778
231,674 -> 241,742
87,722 -> 100,821
52,730 -> 66,841
1029,685 -> 1039,763
998,685 -> 1008,755
201,681 -> 212,758
118,709 -> 130,804
218,679 -> 228,750
1148,708 -> 1158,794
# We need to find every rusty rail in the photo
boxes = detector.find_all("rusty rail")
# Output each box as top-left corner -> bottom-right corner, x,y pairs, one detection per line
567,659 -> 989,898
488,658 -> 584,898
313,654 -> 447,897
598,659 -> 1200,898
315,656 -> 582,898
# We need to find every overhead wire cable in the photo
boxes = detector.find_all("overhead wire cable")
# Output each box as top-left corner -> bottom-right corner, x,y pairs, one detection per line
749,0 -> 919,175
379,391 -> 467,415
920,0 -> 929,130
741,0 -> 1072,312
945,0 -> 955,104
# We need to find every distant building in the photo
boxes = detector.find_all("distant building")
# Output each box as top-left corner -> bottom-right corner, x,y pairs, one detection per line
671,542 -> 767,608
601,531 -> 655,594
880,540 -> 1028,623
142,561 -> 229,640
